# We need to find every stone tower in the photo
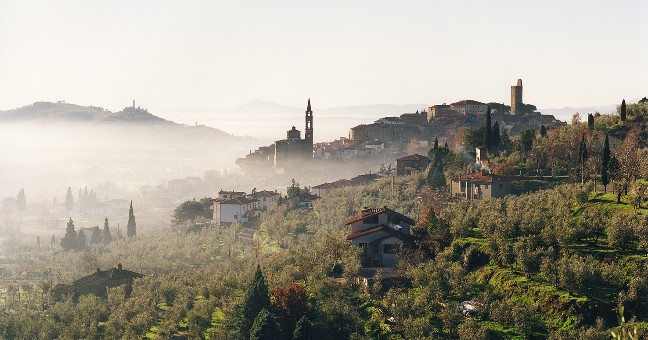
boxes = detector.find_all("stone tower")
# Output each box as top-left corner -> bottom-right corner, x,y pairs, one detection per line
305,98 -> 313,146
511,79 -> 523,115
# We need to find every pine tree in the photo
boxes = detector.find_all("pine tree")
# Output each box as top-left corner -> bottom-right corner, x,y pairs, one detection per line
587,113 -> 594,130
65,187 -> 74,213
127,201 -> 136,238
16,189 -> 26,212
60,218 -> 77,250
620,99 -> 627,121
249,309 -> 282,340
492,121 -> 500,146
241,265 -> 271,338
601,133 -> 611,193
103,218 -> 112,245
484,106 -> 492,147
293,316 -> 313,340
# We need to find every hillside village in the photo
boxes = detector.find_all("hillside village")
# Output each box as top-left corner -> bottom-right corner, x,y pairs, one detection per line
1,90 -> 647,338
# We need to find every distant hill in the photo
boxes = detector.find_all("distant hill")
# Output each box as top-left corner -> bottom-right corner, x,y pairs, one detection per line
1,101 -> 177,126
0,102 -> 263,199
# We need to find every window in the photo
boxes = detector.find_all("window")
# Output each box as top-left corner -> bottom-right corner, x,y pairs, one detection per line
383,244 -> 397,254
484,184 -> 489,189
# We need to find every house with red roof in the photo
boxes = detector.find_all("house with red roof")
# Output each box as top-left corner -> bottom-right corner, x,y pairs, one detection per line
346,206 -> 415,268
396,154 -> 431,176
450,171 -> 511,200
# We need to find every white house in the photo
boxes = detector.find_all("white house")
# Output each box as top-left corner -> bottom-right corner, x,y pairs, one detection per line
252,190 -> 280,210
212,197 -> 258,225
346,207 -> 415,268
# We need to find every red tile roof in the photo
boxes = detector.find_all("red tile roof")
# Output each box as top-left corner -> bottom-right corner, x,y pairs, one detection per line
219,197 -> 259,205
450,99 -> 486,106
345,207 -> 416,225
347,224 -> 410,241
457,170 -> 504,182
347,225 -> 400,240
397,154 -> 430,162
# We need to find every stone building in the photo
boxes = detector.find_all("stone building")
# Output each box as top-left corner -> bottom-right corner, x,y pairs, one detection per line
450,171 -> 511,200
449,100 -> 488,115
346,207 -> 414,268
427,104 -> 452,120
396,154 -> 431,176
511,79 -> 523,115
53,264 -> 143,300
236,99 -> 314,171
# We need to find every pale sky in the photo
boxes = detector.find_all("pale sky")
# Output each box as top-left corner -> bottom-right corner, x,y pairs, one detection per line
1,0 -> 647,116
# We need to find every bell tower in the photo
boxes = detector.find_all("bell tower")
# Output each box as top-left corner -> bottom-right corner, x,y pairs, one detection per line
305,98 -> 313,145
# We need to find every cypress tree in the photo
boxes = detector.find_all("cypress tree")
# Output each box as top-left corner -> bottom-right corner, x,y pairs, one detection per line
16,188 -> 26,212
601,133 -> 611,192
249,309 -> 282,340
65,187 -> 74,213
540,125 -> 547,137
620,99 -> 627,121
241,265 -> 271,338
433,137 -> 439,150
293,316 -> 313,340
587,113 -> 594,130
60,218 -> 77,250
492,121 -> 500,146
127,201 -> 136,238
103,218 -> 112,245
484,107 -> 492,147
578,135 -> 588,184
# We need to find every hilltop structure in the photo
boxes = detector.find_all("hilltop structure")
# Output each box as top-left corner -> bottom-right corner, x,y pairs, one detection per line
237,99 -> 314,172
511,79 -> 523,115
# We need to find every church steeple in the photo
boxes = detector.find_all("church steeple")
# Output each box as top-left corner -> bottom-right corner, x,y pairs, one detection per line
305,98 -> 313,146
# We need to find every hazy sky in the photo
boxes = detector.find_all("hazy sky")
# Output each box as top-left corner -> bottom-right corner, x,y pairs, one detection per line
1,0 -> 647,117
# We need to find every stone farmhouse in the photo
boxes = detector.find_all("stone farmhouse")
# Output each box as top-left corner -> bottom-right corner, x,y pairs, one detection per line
450,170 -> 512,200
53,263 -> 143,300
396,154 -> 431,176
346,207 -> 415,268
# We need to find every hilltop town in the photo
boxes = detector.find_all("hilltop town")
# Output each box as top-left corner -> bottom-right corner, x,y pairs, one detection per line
1,84 -> 647,339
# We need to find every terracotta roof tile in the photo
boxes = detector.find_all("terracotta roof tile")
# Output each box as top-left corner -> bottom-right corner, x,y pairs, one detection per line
397,154 -> 430,162
345,207 -> 416,225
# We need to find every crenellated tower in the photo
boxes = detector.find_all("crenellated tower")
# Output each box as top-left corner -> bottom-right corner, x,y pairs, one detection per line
511,79 -> 523,115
